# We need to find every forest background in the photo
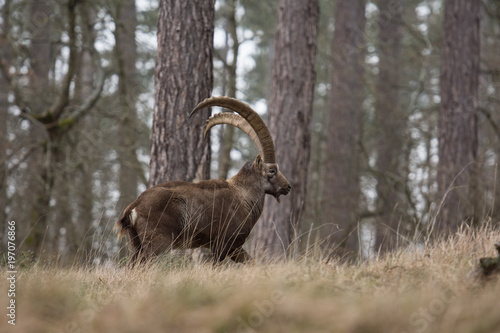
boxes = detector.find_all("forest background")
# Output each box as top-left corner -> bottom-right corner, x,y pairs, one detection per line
1,0 -> 499,265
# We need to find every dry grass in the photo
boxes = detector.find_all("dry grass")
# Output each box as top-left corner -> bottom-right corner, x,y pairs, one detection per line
2,224 -> 500,333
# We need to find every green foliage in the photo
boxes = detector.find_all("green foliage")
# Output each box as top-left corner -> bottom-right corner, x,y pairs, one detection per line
0,250 -> 37,269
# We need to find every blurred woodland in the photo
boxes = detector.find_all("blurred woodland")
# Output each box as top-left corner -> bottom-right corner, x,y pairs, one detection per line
1,0 -> 500,265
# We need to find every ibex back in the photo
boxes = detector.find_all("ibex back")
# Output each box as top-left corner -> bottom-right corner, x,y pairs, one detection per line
115,97 -> 291,265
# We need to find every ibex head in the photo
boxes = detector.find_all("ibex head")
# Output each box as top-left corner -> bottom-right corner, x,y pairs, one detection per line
191,96 -> 291,202
253,155 -> 290,203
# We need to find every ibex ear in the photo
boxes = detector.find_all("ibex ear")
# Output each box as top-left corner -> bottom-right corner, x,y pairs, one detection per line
255,154 -> 263,171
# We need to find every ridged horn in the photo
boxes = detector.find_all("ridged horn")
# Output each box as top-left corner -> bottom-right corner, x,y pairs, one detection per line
204,113 -> 264,157
191,96 -> 276,163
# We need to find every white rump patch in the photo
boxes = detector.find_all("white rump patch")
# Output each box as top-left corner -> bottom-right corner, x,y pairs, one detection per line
130,208 -> 138,226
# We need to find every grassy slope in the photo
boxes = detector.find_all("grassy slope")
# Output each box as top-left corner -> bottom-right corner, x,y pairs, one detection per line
2,226 -> 500,333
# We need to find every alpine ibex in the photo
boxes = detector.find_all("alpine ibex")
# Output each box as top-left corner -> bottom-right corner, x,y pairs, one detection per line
115,96 -> 291,265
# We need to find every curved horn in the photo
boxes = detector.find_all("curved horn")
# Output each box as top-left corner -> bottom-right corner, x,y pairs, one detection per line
191,96 -> 276,163
204,113 -> 263,157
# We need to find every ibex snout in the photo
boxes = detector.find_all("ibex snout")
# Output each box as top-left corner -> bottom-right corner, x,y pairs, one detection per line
273,173 -> 291,203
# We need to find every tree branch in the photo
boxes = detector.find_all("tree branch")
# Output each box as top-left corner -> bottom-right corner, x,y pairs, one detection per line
0,49 -> 37,123
46,70 -> 107,131
51,0 -> 79,120
69,70 -> 107,123
479,107 -> 500,140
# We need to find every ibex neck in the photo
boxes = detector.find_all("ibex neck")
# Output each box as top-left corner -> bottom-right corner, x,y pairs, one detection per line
227,162 -> 266,224
228,162 -> 263,195
228,176 -> 265,230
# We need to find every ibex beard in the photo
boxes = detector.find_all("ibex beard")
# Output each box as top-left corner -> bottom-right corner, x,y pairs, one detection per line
115,97 -> 291,266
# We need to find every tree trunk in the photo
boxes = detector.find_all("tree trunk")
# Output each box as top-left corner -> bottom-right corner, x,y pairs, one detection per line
0,0 -> 10,247
26,0 -> 54,256
24,0 -> 94,258
149,0 -> 214,186
374,0 -> 405,251
217,0 -> 239,180
322,0 -> 366,257
115,0 -> 141,211
29,0 -> 52,104
437,0 -> 480,233
252,0 -> 319,259
70,2 -> 97,264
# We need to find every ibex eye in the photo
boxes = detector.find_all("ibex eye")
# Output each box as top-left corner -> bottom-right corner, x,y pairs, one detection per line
270,169 -> 276,175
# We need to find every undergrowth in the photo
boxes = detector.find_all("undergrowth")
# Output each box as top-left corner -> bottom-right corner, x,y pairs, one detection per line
1,224 -> 500,333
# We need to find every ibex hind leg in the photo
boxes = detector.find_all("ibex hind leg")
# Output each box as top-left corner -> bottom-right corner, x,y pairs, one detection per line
134,233 -> 173,264
128,248 -> 145,268
211,243 -> 253,265
126,225 -> 144,268
127,230 -> 173,267
211,243 -> 230,266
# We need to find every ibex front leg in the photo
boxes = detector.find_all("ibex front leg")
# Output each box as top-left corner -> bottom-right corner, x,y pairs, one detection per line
229,247 -> 254,264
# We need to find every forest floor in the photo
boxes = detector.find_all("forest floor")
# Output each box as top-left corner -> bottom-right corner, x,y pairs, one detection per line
1,225 -> 500,333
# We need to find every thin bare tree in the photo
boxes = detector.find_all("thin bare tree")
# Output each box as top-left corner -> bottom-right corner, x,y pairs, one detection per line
374,0 -> 406,251
437,0 -> 480,233
114,0 -> 141,212
216,0 -> 240,180
321,0 -> 366,256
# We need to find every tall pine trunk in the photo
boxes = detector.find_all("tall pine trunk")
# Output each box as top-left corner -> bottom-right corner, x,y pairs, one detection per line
115,0 -> 141,211
149,0 -> 214,186
374,0 -> 405,251
252,0 -> 319,259
437,0 -> 480,233
322,0 -> 366,256
70,2 -> 97,263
